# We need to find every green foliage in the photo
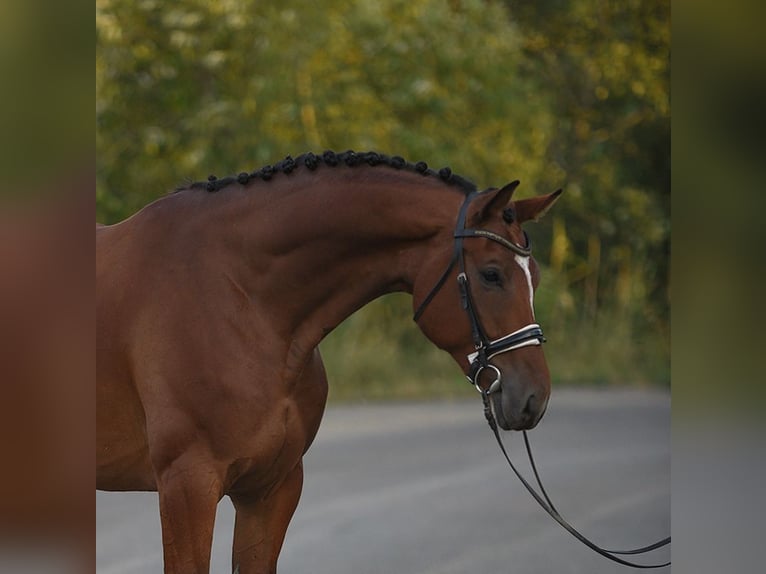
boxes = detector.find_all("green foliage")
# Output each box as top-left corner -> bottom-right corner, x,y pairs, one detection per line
97,0 -> 670,394
0,1 -> 91,192
319,294 -> 473,402
97,0 -> 548,217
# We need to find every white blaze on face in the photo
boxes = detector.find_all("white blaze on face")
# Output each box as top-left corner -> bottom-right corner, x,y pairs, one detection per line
514,254 -> 535,319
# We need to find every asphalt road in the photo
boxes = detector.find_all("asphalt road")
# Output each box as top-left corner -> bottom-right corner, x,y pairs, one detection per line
97,387 -> 670,573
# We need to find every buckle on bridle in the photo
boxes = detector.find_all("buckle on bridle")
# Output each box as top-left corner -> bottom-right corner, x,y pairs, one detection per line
457,272 -> 469,310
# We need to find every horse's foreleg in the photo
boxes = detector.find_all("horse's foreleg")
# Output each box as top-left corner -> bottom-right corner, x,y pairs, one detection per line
155,452 -> 223,574
230,462 -> 304,574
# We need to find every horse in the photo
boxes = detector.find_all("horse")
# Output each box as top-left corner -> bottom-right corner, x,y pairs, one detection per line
96,150 -> 561,574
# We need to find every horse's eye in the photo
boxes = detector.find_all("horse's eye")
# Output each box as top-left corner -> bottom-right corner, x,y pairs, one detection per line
480,268 -> 502,286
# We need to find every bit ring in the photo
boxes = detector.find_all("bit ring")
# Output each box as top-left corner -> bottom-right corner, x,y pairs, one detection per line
473,364 -> 502,394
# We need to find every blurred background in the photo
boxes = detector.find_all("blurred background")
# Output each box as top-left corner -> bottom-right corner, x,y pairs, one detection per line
96,0 -> 670,398
9,0 -> 766,571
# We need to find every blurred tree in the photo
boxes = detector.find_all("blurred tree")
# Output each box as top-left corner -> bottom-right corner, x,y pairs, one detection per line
97,0 -> 548,220
96,0 -> 669,386
504,0 -> 669,331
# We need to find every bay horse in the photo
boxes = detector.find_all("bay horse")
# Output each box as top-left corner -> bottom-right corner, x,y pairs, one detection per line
96,150 -> 561,573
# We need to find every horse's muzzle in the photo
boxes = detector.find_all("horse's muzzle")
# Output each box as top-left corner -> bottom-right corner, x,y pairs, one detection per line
491,383 -> 549,431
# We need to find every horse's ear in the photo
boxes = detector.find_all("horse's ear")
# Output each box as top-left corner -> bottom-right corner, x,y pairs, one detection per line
472,180 -> 521,224
514,189 -> 563,223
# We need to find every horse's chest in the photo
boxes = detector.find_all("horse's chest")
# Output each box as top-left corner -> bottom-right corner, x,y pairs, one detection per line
224,398 -> 318,495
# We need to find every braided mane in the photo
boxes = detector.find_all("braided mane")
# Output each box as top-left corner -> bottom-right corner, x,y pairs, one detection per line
181,150 -> 478,195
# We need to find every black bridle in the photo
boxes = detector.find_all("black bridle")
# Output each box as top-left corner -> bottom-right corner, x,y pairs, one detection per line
413,190 -> 545,393
414,190 -> 671,568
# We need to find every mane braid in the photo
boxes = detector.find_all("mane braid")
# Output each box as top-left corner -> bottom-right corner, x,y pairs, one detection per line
182,150 -> 478,195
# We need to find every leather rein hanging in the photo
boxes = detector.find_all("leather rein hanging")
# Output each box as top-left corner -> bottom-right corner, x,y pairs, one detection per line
413,190 -> 671,569
482,396 -> 671,569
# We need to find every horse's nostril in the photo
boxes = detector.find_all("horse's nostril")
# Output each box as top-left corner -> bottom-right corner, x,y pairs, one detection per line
523,393 -> 536,416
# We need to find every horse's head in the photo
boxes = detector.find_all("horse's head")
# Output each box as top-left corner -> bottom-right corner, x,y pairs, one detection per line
414,182 -> 562,431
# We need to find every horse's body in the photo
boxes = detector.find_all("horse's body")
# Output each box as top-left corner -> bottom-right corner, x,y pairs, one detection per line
97,151 -> 560,573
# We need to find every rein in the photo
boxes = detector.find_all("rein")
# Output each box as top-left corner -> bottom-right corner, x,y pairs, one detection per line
414,191 -> 670,568
480,391 -> 671,569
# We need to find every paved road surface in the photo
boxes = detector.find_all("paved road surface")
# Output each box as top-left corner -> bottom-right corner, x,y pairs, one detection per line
97,387 -> 670,573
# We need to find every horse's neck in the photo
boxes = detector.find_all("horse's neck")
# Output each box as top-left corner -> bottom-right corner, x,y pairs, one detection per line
215,171 -> 461,350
